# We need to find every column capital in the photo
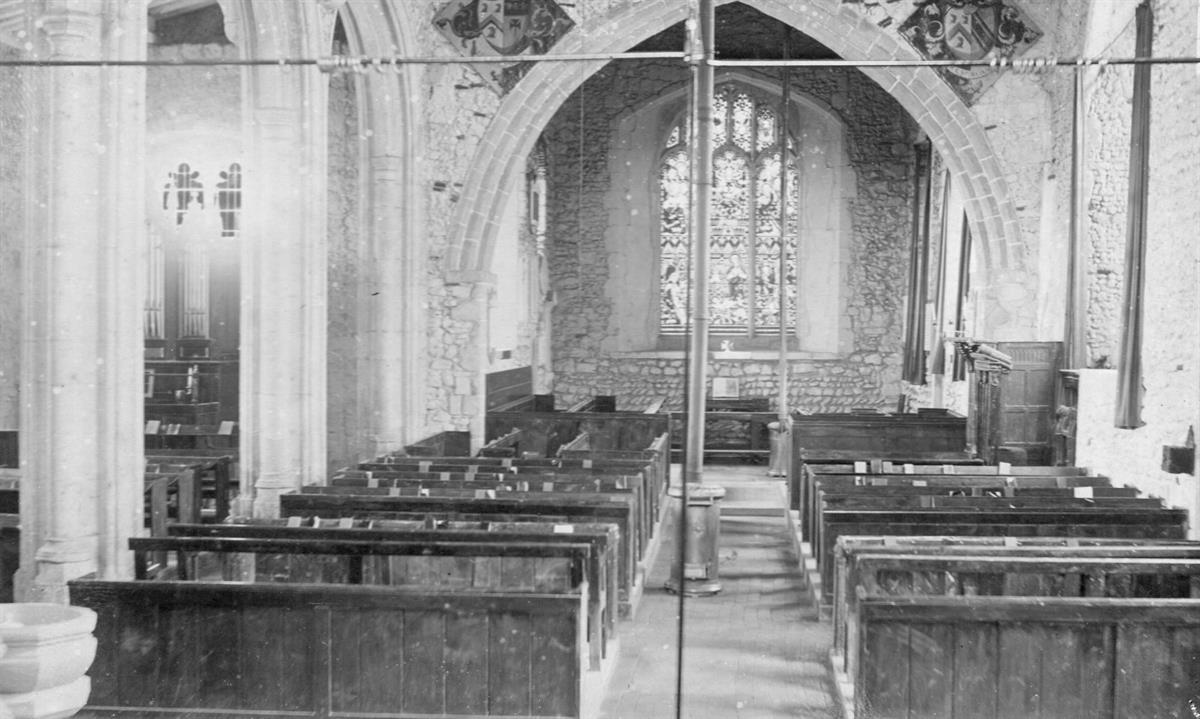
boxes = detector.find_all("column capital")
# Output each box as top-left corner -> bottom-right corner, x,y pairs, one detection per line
34,3 -> 103,45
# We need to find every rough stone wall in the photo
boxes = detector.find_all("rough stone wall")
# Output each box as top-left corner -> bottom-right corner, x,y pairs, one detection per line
540,61 -> 918,411
326,68 -> 365,471
0,46 -> 23,429
1075,0 -> 1200,519
421,56 -> 507,433
1083,25 -> 1135,368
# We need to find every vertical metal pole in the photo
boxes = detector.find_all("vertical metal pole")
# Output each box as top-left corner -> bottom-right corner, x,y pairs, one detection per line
777,56 -> 790,423
684,0 -> 714,487
1064,67 -> 1088,370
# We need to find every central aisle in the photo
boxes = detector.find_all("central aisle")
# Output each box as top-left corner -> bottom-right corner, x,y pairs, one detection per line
597,465 -> 840,719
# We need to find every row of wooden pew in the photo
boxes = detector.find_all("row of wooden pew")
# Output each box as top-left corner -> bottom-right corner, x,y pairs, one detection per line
143,449 -> 237,532
788,415 -> 1200,719
71,413 -> 671,719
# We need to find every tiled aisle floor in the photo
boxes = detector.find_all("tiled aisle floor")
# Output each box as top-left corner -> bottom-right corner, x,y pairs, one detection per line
597,464 -> 840,719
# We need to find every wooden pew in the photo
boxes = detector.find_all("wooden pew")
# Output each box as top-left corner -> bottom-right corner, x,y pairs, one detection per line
848,596 -> 1200,719
279,491 -> 645,616
812,504 -> 1190,612
801,469 -> 1116,547
354,455 -> 665,540
830,535 -> 1200,681
483,410 -> 668,463
71,579 -> 597,719
403,429 -> 471,457
669,409 -> 776,463
790,410 -> 968,455
341,462 -> 657,547
806,462 -> 1088,476
144,421 -> 238,451
129,533 -> 610,670
168,519 -> 621,656
478,428 -> 523,458
143,468 -> 202,535
146,452 -> 236,522
788,410 -> 975,511
0,430 -> 15,468
840,551 -> 1200,678
293,480 -> 641,562
0,513 -> 17,603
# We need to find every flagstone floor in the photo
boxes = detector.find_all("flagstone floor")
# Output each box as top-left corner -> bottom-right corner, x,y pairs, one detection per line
596,463 -> 840,719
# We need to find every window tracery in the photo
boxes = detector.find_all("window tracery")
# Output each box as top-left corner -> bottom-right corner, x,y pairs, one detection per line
658,83 -> 798,337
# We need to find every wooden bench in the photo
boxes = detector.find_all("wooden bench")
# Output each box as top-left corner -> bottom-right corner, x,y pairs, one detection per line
846,596 -> 1200,719
71,579 -> 597,719
668,409 -> 777,463
143,468 -> 202,536
790,410 -> 968,455
279,491 -> 646,616
0,430 -> 15,469
0,513 -> 17,602
812,504 -> 1190,611
483,410 -> 668,462
403,429 -> 471,457
788,411 -> 974,511
801,469 -> 1116,546
144,421 -> 238,451
168,518 -> 621,656
146,452 -> 236,522
829,535 -> 1200,681
306,481 -> 647,567
354,455 -> 666,539
341,463 -> 657,546
129,533 -> 611,670
806,462 -> 1088,476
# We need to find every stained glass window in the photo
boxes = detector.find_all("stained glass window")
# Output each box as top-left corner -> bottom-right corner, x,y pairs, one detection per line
659,84 -> 798,336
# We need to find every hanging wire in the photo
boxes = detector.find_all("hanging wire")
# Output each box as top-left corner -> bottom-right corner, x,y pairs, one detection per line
0,52 -> 1197,70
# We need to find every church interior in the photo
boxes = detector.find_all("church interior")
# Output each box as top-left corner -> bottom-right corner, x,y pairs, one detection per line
0,0 -> 1198,717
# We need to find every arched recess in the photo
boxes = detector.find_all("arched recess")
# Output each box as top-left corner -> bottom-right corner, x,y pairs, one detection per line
334,0 -> 425,458
448,0 -> 1023,281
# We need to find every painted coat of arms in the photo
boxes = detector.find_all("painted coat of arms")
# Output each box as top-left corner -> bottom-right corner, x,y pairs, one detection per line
434,0 -> 575,57
898,0 -> 1042,104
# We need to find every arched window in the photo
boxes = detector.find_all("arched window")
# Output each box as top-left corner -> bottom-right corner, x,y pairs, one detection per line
659,83 -> 798,338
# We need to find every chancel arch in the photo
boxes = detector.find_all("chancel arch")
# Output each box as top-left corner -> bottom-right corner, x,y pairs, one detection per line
448,0 -> 1023,284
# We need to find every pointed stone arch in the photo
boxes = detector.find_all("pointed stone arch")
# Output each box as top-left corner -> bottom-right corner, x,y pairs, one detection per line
334,0 -> 426,456
219,0 -> 332,514
448,0 -> 1022,279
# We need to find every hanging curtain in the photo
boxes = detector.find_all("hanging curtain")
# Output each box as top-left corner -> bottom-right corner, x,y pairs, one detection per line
952,213 -> 973,382
1115,1 -> 1153,429
902,140 -> 933,385
929,170 -> 953,378
1063,65 -> 1089,371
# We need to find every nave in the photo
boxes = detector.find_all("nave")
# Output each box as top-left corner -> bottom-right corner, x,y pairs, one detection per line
598,465 -> 838,719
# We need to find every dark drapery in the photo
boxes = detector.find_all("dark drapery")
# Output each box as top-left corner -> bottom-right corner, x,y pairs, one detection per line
929,170 -> 952,377
1115,1 -> 1153,429
902,140 -> 933,385
952,213 -> 973,382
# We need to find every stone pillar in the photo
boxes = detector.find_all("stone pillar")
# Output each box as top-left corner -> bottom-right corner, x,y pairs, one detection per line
17,0 -> 148,602
366,156 -> 424,458
237,6 -> 328,517
441,272 -> 495,452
